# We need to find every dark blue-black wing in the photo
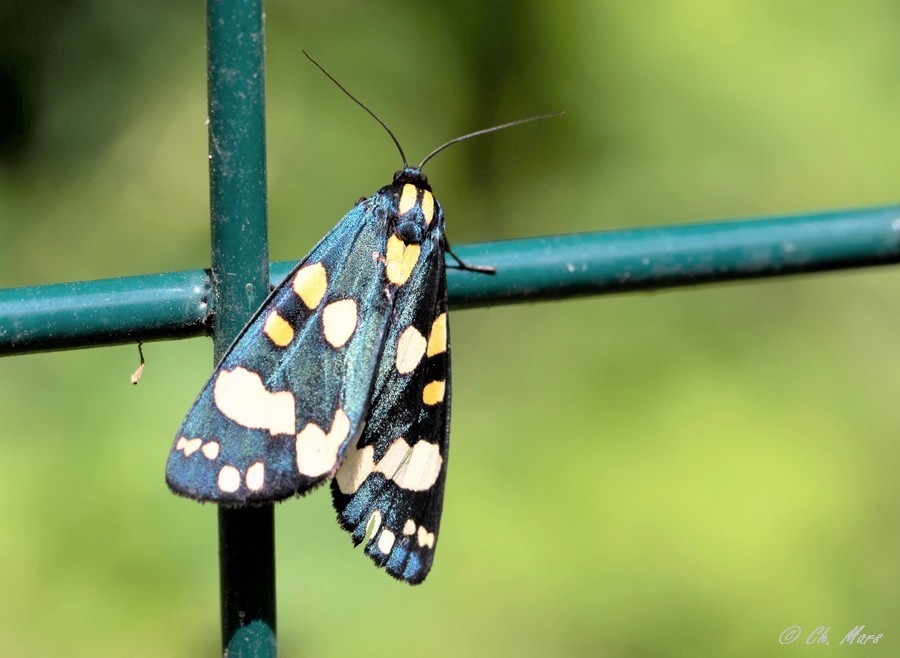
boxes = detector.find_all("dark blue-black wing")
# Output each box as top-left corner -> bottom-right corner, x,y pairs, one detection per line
166,199 -> 392,504
331,225 -> 450,584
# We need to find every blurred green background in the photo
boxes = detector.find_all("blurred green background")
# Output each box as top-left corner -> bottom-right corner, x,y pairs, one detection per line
1,1 -> 899,656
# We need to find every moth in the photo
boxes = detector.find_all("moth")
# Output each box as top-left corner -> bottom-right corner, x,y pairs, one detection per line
166,53 -> 557,583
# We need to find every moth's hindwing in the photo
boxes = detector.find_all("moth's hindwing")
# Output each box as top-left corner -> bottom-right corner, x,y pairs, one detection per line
331,179 -> 451,584
166,198 -> 393,504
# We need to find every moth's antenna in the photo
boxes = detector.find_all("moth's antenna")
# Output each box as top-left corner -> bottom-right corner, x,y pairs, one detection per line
302,50 -> 408,167
418,112 -> 564,170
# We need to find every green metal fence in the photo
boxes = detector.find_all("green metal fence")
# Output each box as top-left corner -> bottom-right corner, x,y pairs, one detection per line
1,0 -> 898,656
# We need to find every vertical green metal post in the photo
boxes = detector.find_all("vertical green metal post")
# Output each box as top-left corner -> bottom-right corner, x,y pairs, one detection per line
207,0 -> 276,655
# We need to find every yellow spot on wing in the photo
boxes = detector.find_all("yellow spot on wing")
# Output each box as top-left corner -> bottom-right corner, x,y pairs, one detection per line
426,313 -> 447,357
293,262 -> 328,309
421,190 -> 434,226
295,408 -> 351,477
322,299 -> 358,348
398,183 -> 418,216
395,326 -> 427,374
246,461 -> 265,491
377,529 -> 396,554
218,465 -> 241,493
422,380 -> 446,405
213,367 -> 296,436
263,310 -> 294,347
385,235 -> 420,286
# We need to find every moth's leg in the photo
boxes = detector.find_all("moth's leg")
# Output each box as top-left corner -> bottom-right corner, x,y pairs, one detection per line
444,239 -> 496,275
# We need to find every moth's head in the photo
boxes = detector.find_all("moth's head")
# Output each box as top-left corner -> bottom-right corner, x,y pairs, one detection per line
392,166 -> 430,190
391,167 -> 439,244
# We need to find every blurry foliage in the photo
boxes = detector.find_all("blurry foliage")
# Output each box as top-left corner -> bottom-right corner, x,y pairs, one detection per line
1,1 -> 899,656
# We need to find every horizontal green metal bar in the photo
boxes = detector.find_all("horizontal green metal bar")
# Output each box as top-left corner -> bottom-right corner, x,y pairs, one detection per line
0,270 -> 211,354
446,204 -> 900,308
0,205 -> 898,356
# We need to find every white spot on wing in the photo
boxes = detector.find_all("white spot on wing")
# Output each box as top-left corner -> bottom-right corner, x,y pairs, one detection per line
335,444 -> 375,494
183,439 -> 202,456
295,408 -> 351,477
395,326 -> 427,374
246,461 -> 265,491
377,529 -> 396,554
179,437 -> 202,456
417,525 -> 436,549
336,438 -> 443,494
403,519 -> 416,535
218,465 -> 241,493
377,439 -> 443,492
201,441 -> 220,460
322,299 -> 358,348
213,367 -> 296,436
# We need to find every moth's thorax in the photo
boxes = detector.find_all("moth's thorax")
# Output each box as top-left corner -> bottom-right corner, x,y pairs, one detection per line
390,167 -> 439,245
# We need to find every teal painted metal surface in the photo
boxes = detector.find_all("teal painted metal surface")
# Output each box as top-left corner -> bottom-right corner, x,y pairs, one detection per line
208,0 -> 270,345
444,205 -> 900,309
0,269 -> 208,354
1,205 -> 898,355
204,0 -> 276,656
